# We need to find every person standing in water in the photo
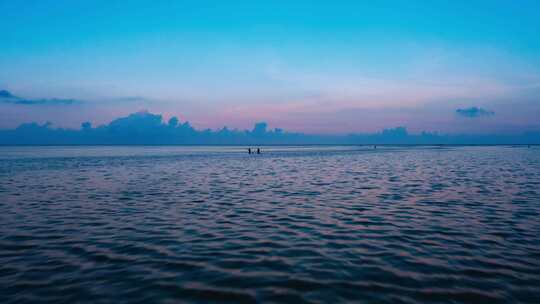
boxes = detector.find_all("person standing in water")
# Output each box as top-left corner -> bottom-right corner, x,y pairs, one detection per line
257,148 -> 261,154
248,148 -> 252,154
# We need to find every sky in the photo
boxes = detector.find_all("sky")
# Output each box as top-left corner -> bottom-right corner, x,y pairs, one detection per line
1,0 -> 539,134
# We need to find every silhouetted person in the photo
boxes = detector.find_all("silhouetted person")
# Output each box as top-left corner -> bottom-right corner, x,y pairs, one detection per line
248,148 -> 252,154
374,145 -> 377,149
257,148 -> 261,154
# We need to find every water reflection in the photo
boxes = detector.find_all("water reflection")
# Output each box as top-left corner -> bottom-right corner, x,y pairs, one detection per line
0,146 -> 539,303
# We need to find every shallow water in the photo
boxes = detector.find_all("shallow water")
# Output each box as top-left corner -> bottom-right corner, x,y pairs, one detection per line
1,146 -> 539,303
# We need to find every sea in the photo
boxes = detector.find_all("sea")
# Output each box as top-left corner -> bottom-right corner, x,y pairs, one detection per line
0,145 -> 539,303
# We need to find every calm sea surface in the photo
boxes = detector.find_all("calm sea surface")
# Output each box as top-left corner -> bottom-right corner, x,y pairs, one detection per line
1,146 -> 539,303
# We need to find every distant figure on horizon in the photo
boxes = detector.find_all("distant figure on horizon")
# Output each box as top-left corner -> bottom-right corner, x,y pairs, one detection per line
248,148 -> 252,154
257,148 -> 261,154
374,145 -> 377,149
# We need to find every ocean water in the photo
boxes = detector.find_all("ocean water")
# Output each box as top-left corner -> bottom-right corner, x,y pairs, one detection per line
1,145 -> 539,303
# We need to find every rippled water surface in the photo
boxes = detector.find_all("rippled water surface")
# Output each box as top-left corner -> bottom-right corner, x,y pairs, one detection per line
1,146 -> 539,303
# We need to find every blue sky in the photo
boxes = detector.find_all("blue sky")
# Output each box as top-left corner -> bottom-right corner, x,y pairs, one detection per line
1,0 -> 539,134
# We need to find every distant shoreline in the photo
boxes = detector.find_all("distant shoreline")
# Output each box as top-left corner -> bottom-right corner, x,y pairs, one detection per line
0,144 -> 537,147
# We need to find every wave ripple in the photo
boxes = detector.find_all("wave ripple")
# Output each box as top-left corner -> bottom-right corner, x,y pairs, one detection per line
1,146 -> 540,303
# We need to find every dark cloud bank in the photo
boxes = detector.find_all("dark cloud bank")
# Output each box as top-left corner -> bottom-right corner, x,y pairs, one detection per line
0,90 -> 79,105
456,107 -> 494,118
0,111 -> 538,145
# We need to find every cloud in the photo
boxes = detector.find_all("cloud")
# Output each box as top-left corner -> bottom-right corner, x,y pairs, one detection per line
0,111 -> 538,145
0,90 -> 15,98
0,89 -> 80,105
455,107 -> 494,118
